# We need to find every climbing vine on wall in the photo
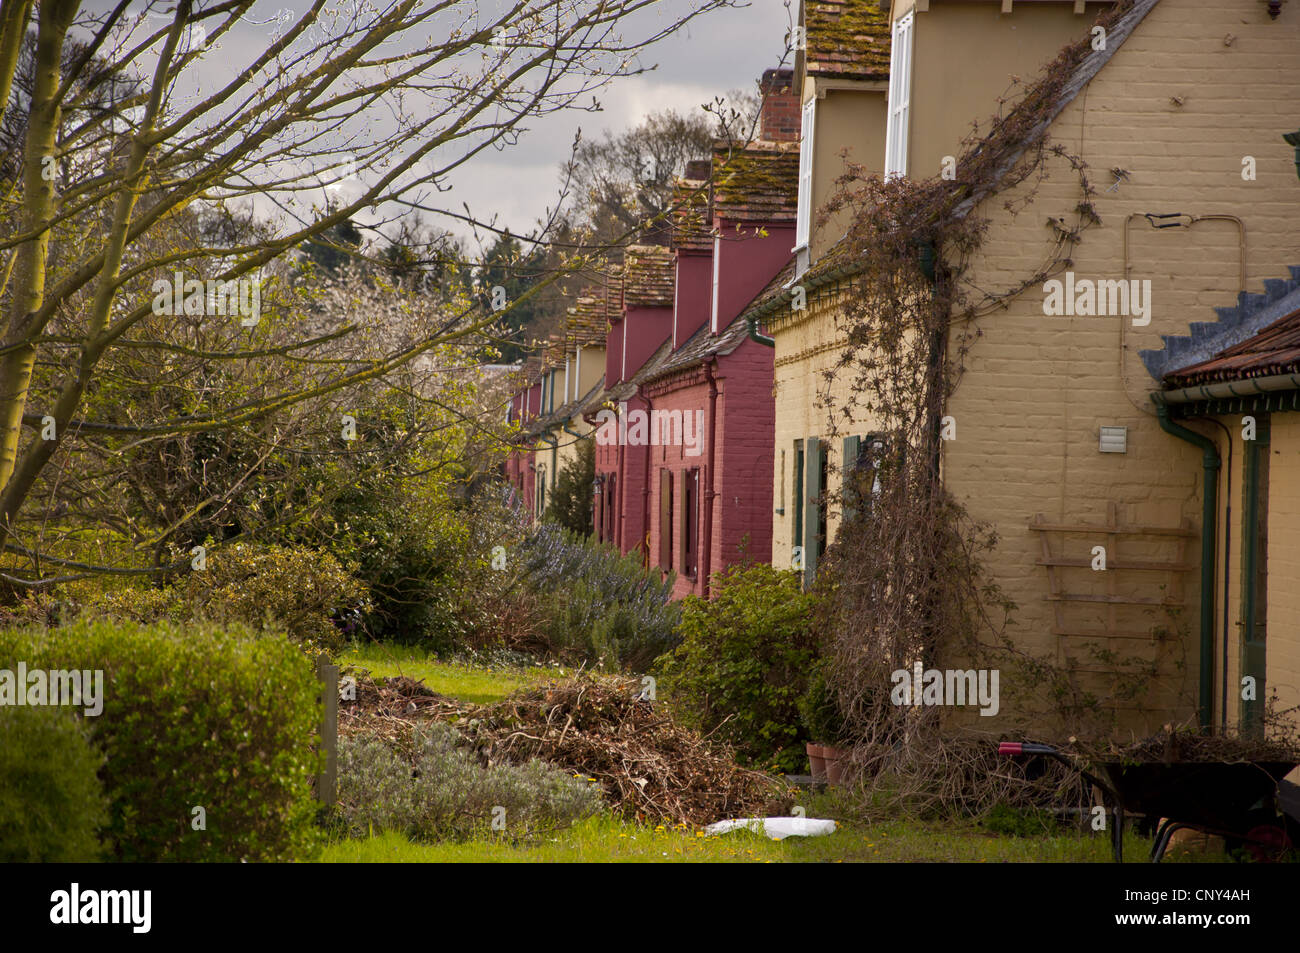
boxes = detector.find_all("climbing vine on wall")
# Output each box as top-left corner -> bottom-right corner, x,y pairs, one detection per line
806,2 -> 1156,814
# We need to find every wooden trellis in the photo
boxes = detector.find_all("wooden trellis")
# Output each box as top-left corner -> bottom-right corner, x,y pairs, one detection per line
1028,502 -> 1196,709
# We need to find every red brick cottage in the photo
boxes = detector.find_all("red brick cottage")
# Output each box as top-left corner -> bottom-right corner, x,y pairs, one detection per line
505,68 -> 800,599
635,135 -> 797,598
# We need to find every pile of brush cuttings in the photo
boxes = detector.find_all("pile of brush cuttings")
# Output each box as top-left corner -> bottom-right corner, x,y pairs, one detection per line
1072,725 -> 1300,765
339,670 -> 790,826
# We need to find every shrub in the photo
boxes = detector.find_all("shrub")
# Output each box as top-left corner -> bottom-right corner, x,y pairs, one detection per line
544,438 -> 595,537
655,562 -> 816,773
798,659 -> 847,745
0,706 -> 108,862
0,620 -> 323,862
321,475 -> 469,652
518,524 -> 680,670
84,544 -> 368,655
335,723 -> 602,840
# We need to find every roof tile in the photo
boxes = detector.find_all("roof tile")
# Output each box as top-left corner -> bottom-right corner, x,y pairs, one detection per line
805,0 -> 891,83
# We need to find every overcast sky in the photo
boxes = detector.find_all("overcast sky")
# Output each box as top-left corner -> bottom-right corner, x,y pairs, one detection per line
81,1 -> 792,252
453,1 -> 792,240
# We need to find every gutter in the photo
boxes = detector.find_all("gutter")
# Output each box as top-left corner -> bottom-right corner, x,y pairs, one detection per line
1158,371 -> 1300,405
744,261 -> 860,329
1153,396 -> 1219,731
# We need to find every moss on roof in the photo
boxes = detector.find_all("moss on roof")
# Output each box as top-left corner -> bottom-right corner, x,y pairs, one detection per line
712,141 -> 799,225
805,0 -> 891,82
623,245 -> 675,307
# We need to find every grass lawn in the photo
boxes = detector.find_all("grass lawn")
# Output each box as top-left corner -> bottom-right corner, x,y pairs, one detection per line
325,644 -> 1225,863
318,813 -> 1212,863
339,642 -> 559,705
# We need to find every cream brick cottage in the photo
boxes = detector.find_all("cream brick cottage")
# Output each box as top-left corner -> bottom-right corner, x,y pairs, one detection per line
746,0 -> 1300,735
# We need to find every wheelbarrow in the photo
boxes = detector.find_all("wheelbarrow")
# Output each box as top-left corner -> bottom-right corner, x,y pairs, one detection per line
997,741 -> 1299,862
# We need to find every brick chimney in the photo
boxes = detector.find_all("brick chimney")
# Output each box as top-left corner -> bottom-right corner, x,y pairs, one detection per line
758,68 -> 799,143
683,158 -> 712,181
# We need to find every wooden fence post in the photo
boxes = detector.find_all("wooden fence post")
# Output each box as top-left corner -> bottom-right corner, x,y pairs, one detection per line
315,655 -> 339,806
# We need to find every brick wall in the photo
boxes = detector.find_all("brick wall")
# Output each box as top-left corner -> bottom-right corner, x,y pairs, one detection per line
774,0 -> 1300,735
760,67 -> 800,143
642,339 -> 775,599
942,0 -> 1300,732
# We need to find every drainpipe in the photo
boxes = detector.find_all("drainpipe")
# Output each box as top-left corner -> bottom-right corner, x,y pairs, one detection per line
1154,398 -> 1219,731
702,359 -> 719,598
616,410 -> 626,553
638,388 -> 653,566
746,310 -> 775,347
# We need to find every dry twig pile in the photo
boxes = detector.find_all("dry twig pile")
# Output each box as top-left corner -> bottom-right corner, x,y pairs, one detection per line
340,671 -> 790,826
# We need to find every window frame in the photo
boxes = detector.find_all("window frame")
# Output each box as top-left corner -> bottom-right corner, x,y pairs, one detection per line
884,11 -> 914,180
682,467 -> 699,580
795,96 -> 816,250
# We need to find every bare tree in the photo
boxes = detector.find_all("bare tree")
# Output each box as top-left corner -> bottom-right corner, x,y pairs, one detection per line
0,0 -> 736,585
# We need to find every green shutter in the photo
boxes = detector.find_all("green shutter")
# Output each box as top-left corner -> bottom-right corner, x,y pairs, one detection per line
803,437 -> 823,587
841,435 -> 861,526
792,440 -> 804,571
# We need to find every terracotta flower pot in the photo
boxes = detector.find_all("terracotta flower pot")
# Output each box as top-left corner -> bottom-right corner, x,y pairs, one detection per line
822,744 -> 848,786
806,742 -> 827,780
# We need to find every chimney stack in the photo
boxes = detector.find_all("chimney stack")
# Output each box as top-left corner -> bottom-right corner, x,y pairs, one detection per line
758,68 -> 799,143
684,158 -> 712,181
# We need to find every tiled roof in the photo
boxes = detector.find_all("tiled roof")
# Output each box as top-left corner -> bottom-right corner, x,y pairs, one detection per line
713,140 -> 799,225
1143,268 -> 1300,382
804,0 -> 891,82
566,292 -> 610,347
565,268 -> 623,346
670,176 -> 713,253
542,333 -> 565,369
623,245 -> 675,307
518,354 -> 545,386
1161,304 -> 1300,389
522,376 -> 607,436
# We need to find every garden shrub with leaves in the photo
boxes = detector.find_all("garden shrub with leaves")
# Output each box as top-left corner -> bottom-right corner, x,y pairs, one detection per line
0,620 -> 322,862
655,562 -> 816,773
0,706 -> 108,862
518,523 -> 679,670
84,544 -> 368,655
544,438 -> 595,537
335,722 -> 603,841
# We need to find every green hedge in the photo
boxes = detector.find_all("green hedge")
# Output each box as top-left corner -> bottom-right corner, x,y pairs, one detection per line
0,620 -> 323,862
0,705 -> 108,862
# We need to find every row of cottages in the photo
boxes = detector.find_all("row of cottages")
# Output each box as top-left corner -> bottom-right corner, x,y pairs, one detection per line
505,70 -> 801,598
503,293 -> 608,520
736,0 -> 1300,735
